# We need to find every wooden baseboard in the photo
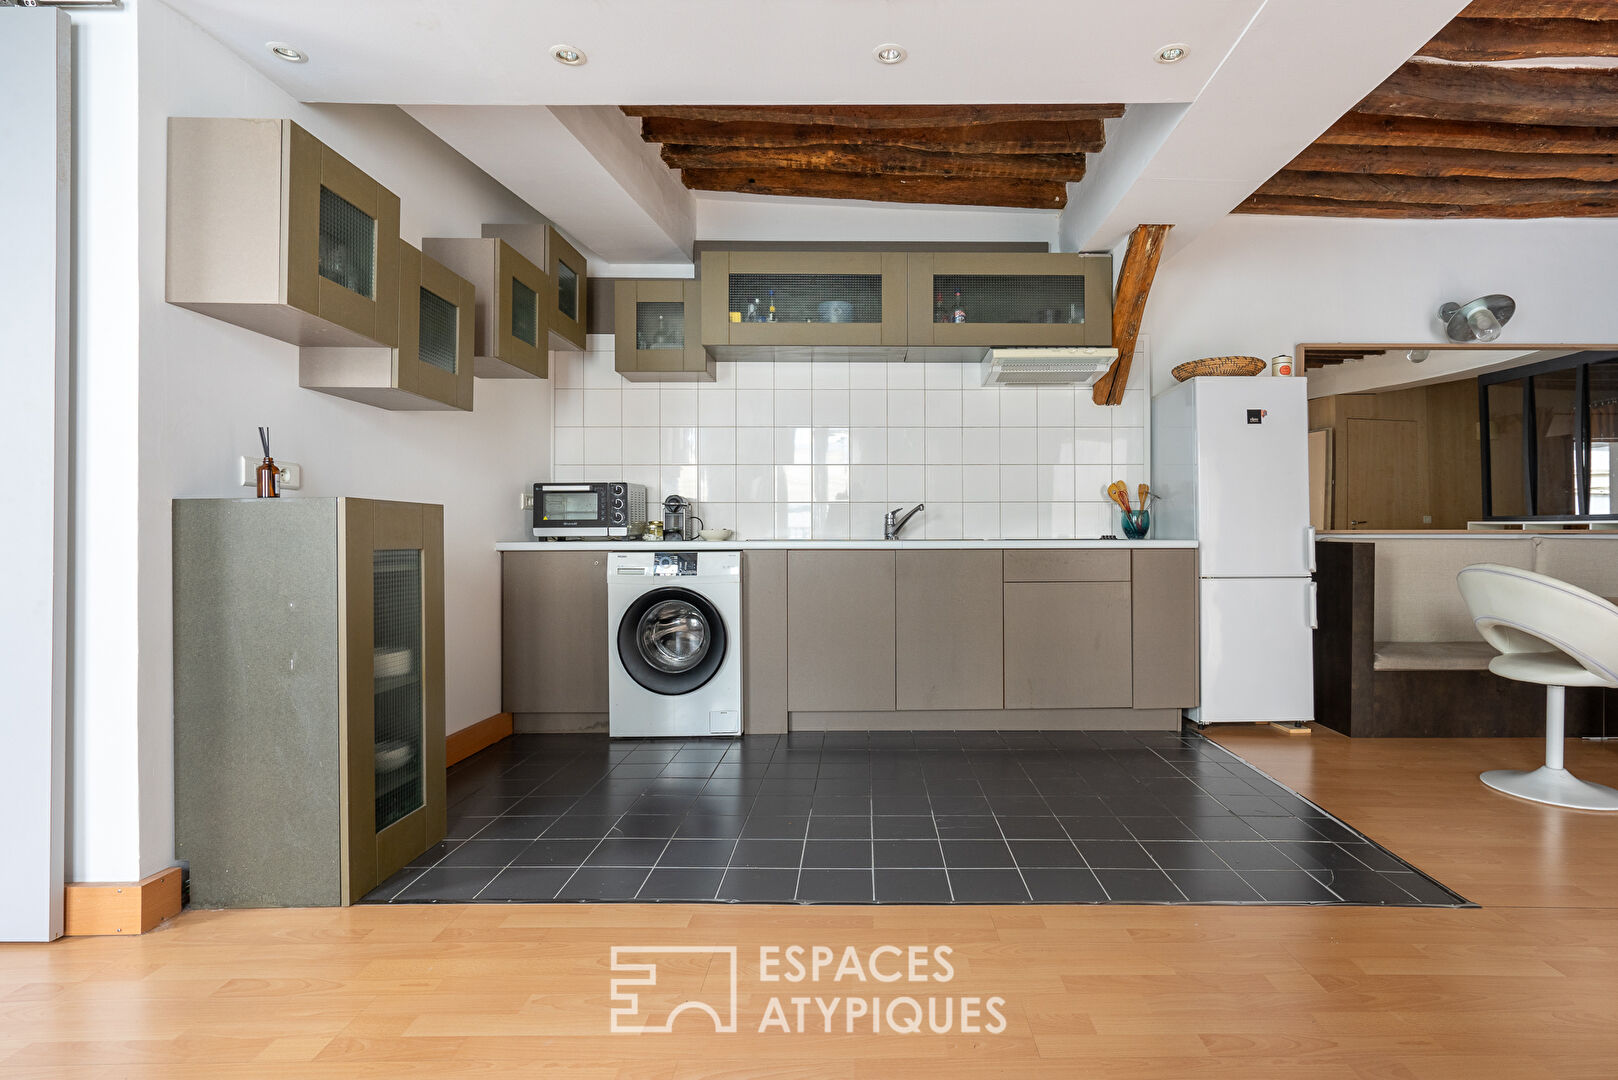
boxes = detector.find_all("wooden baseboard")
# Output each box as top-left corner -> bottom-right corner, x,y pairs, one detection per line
64,867 -> 183,936
446,711 -> 513,766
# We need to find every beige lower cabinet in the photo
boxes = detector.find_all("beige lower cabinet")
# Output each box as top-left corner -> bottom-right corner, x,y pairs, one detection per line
786,550 -> 896,711
502,551 -> 610,716
1131,548 -> 1200,708
174,498 -> 445,908
896,550 -> 1004,710
1004,580 -> 1134,708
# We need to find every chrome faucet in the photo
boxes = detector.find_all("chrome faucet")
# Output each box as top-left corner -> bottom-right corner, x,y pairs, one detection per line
884,503 -> 925,540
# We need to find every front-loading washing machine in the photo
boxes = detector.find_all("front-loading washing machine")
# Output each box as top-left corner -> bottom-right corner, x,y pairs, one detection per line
607,550 -> 743,738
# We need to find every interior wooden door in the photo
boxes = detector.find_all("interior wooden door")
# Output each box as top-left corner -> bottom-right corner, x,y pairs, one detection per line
1345,418 -> 1422,529
340,499 -> 446,903
1308,428 -> 1332,531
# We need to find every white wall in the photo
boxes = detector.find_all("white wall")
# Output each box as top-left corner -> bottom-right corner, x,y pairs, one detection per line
2,8 -> 70,942
552,340 -> 1148,541
1140,215 -> 1618,391
71,0 -> 551,883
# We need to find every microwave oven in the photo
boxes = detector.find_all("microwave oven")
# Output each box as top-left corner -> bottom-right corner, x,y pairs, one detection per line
532,482 -> 650,538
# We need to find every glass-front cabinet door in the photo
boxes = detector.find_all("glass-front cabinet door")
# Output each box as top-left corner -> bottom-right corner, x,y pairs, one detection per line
701,251 -> 909,350
907,253 -> 1113,348
341,499 -> 445,902
614,279 -> 713,380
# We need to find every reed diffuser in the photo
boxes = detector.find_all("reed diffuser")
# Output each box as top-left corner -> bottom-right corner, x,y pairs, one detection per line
255,426 -> 279,498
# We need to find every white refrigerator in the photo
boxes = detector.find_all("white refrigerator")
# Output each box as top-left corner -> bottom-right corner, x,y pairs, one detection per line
1151,376 -> 1315,724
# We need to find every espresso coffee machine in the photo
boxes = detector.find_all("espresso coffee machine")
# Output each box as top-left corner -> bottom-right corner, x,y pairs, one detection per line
662,494 -> 701,540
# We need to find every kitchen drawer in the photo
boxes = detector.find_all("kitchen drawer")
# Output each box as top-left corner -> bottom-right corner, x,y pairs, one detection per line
1002,549 -> 1130,582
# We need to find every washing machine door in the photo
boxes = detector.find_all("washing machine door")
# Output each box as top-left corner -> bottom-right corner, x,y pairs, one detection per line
616,587 -> 728,695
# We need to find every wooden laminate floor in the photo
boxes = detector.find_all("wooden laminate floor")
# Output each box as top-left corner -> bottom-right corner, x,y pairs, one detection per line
4,728 -> 1618,1079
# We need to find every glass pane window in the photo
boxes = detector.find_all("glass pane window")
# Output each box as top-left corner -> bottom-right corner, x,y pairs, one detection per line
556,260 -> 580,322
1486,379 -> 1527,518
930,274 -> 1085,326
511,277 -> 539,347
1589,360 -> 1618,515
728,273 -> 882,324
418,287 -> 458,374
373,549 -> 424,832
635,301 -> 684,350
317,186 -> 376,298
1532,369 -> 1579,516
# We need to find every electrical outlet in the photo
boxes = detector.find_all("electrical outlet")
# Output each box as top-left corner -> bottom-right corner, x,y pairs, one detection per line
238,456 -> 301,491
519,490 -> 534,511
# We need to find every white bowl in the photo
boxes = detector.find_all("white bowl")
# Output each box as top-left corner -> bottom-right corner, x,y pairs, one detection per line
699,528 -> 734,541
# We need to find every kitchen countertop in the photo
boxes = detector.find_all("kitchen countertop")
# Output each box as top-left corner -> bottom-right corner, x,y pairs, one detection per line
495,538 -> 1197,551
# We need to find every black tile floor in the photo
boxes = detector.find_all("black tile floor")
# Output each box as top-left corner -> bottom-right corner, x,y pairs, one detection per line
363,728 -> 1470,907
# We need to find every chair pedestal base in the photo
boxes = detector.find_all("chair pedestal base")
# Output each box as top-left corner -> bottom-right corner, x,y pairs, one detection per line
1481,766 -> 1618,811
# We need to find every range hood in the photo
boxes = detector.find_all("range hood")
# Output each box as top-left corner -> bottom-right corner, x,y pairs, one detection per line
981,347 -> 1119,386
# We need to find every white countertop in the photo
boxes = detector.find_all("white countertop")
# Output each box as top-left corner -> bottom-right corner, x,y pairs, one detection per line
496,538 -> 1197,551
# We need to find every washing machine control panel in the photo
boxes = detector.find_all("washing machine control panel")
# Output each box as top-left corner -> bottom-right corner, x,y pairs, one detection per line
652,552 -> 699,577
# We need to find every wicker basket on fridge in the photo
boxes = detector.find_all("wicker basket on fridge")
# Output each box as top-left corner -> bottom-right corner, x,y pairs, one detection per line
1171,355 -> 1267,381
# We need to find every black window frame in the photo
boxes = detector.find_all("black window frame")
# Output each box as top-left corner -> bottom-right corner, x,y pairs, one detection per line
1478,349 -> 1618,522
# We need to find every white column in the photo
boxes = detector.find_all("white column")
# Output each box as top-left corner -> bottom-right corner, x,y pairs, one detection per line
1544,684 -> 1565,772
0,8 -> 71,942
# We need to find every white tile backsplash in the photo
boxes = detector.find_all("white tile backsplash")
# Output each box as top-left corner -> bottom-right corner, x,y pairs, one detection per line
551,348 -> 1148,540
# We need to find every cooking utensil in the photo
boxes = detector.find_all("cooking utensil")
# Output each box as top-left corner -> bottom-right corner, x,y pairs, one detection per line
1137,483 -> 1150,511
1107,481 -> 1132,514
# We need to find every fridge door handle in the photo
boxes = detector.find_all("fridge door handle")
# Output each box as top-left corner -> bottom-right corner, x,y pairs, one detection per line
1308,581 -> 1319,630
1305,525 -> 1317,573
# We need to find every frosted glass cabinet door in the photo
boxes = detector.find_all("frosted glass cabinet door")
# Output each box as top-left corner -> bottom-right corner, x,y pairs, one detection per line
340,499 -> 446,902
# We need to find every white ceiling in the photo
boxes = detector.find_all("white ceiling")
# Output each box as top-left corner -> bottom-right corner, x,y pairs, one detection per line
163,0 -> 1475,268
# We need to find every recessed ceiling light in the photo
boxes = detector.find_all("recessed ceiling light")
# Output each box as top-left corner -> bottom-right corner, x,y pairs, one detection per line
551,44 -> 586,66
873,43 -> 907,65
266,41 -> 307,63
1155,43 -> 1189,64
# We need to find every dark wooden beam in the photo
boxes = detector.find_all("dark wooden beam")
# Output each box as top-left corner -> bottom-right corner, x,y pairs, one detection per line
676,167 -> 1068,209
1360,62 -> 1618,127
1421,17 -> 1618,61
1287,143 -> 1618,181
637,117 -> 1108,155
1257,169 -> 1618,207
1237,182 -> 1618,218
1317,111 -> 1618,154
1092,225 -> 1171,407
623,104 -> 1124,127
660,144 -> 1086,182
1459,1 -> 1618,18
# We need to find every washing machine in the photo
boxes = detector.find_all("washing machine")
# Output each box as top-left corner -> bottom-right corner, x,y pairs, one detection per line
607,550 -> 743,738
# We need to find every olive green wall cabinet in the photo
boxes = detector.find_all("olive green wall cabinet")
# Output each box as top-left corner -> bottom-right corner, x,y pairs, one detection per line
167,118 -> 402,348
614,279 -> 714,382
907,252 -> 1113,349
700,251 -> 910,357
174,498 -> 446,908
299,240 -> 476,411
422,237 -> 550,380
482,224 -> 589,352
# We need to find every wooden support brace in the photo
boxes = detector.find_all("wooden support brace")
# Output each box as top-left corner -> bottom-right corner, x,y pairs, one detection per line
1092,224 -> 1171,406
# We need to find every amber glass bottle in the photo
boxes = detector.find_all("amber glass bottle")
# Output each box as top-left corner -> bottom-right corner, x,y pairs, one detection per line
256,457 -> 279,498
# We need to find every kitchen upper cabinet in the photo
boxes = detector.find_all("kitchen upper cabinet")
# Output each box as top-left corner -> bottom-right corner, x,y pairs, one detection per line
1004,571 -> 1133,708
167,118 -> 401,348
896,550 -> 1004,710
421,237 -> 550,380
481,224 -> 589,351
174,498 -> 445,907
700,251 -> 909,354
786,550 -> 896,712
502,551 -> 610,715
906,252 -> 1113,350
299,240 -> 476,411
614,279 -> 715,382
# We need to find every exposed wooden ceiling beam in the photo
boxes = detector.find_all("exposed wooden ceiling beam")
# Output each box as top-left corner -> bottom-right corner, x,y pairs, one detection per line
659,144 -> 1086,182
1287,143 -> 1618,180
623,104 -> 1124,127
1459,0 -> 1618,19
1318,111 -> 1618,154
675,167 -> 1068,209
1258,169 -> 1618,206
1420,17 -> 1618,61
1092,225 -> 1171,407
1237,193 -> 1618,217
1360,62 -> 1618,127
636,117 -> 1107,155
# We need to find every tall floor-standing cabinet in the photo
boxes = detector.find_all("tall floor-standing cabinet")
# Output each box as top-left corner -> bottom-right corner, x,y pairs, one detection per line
173,498 -> 445,907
